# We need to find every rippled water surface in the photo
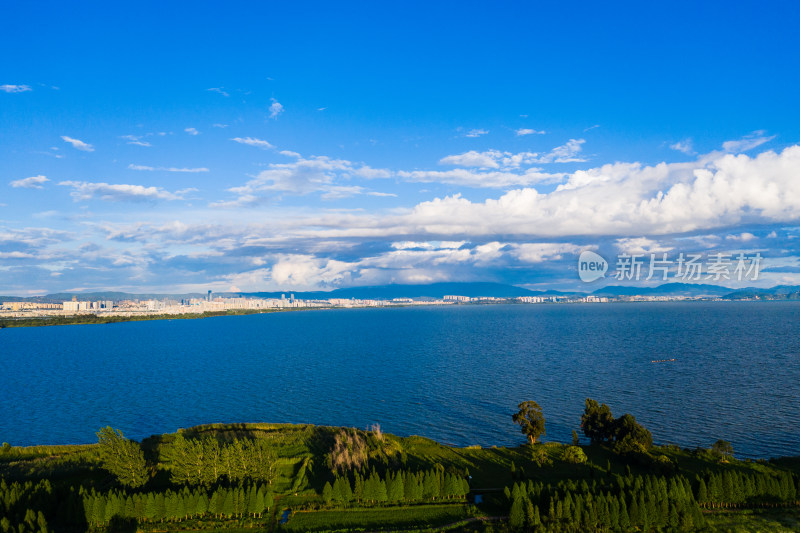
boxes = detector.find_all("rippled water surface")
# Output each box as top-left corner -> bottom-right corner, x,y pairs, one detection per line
2,301 -> 799,457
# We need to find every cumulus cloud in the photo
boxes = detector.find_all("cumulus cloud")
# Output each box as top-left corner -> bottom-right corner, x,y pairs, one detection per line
269,98 -> 284,119
231,137 -> 275,149
61,135 -> 94,152
516,128 -> 546,136
10,175 -> 49,189
184,127 -> 200,135
394,145 -> 800,238
58,181 -> 195,202
1,84 -> 32,93
128,164 -> 209,172
219,239 -> 586,290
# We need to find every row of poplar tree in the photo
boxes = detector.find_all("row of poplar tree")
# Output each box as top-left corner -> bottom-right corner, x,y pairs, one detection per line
161,433 -> 277,486
0,479 -> 275,532
505,468 -> 799,531
507,475 -> 705,531
81,484 -> 274,527
695,469 -> 797,507
322,468 -> 469,506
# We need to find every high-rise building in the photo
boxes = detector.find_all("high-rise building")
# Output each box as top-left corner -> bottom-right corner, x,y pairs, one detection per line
207,290 -> 212,302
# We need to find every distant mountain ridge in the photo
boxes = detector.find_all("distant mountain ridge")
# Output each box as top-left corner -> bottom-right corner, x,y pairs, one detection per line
3,281 -> 800,302
591,282 -> 737,297
244,282 -> 574,300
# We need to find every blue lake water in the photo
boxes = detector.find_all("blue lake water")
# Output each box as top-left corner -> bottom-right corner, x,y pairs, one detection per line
1,302 -> 799,458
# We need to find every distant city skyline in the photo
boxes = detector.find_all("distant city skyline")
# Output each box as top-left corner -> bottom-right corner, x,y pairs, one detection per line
3,2 -> 800,296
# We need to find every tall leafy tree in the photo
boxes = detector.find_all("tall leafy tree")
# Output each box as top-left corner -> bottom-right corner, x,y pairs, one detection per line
613,414 -> 653,453
96,427 -> 149,488
512,401 -> 546,445
580,399 -> 615,443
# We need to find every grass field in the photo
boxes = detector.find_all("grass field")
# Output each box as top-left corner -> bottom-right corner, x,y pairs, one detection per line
283,504 -> 477,532
704,508 -> 800,532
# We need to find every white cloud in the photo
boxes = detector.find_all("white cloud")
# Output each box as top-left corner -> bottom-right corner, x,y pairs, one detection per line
583,125 -> 600,132
58,181 -> 193,202
510,242 -> 583,263
397,168 -> 563,188
269,98 -> 284,119
542,138 -> 586,163
184,127 -> 200,135
61,135 -> 94,152
10,175 -> 49,189
614,237 -> 673,254
726,232 -> 756,242
120,135 -> 152,147
464,128 -> 488,138
214,154 -> 392,205
392,145 -> 800,238
207,87 -> 229,97
722,131 -> 775,153
515,128 -> 546,136
670,139 -> 695,155
213,123 -> 228,128
231,137 -> 275,149
438,140 -> 586,172
0,84 -> 32,93
128,164 -> 209,172
440,150 -> 503,168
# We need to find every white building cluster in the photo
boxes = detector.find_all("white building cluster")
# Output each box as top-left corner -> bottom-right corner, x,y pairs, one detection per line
0,289 -> 650,321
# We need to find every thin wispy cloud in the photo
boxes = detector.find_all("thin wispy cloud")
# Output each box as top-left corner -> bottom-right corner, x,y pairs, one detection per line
120,135 -> 152,147
128,164 -> 209,172
184,127 -> 200,136
10,175 -> 49,189
670,139 -> 695,155
464,129 -> 488,138
231,137 -> 274,149
515,128 -> 546,136
61,135 -> 94,152
58,181 -> 196,202
269,98 -> 284,119
722,130 -> 775,153
583,124 -> 600,132
438,139 -> 587,171
1,84 -> 32,93
207,87 -> 229,97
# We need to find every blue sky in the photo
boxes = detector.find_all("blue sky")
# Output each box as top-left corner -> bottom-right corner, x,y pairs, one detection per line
2,1 -> 800,295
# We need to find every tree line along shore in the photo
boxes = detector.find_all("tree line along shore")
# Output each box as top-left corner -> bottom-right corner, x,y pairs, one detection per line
1,400 -> 799,533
